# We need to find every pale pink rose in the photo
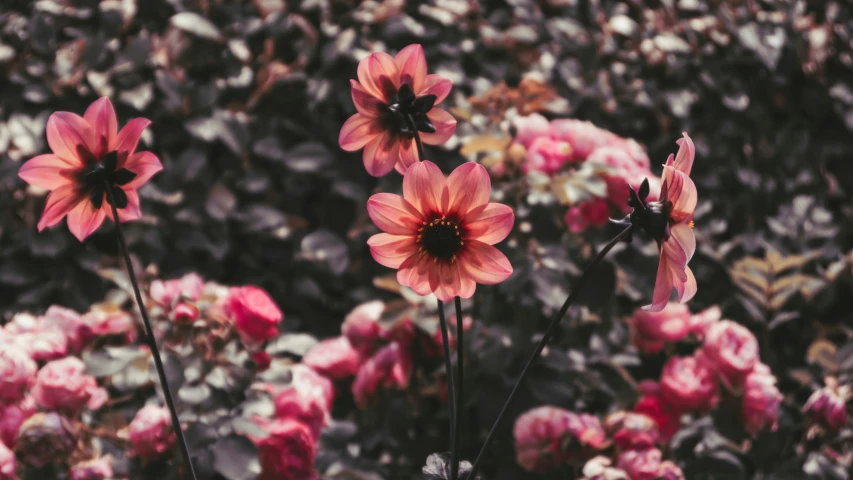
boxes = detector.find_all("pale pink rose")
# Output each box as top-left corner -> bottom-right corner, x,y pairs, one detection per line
341,300 -> 384,355
149,273 -> 205,306
302,336 -> 361,380
565,199 -> 611,233
225,286 -> 283,345
12,330 -> 68,362
742,363 -> 782,437
701,320 -> 759,389
803,378 -> 850,431
659,355 -> 718,413
0,344 -> 37,405
587,147 -> 659,205
0,396 -> 35,447
514,113 -> 551,147
15,412 -> 78,468
0,442 -> 14,480
604,411 -> 660,450
291,365 -> 335,412
82,309 -> 135,338
69,456 -> 113,480
127,405 -> 175,460
524,137 -> 574,174
617,448 -> 661,480
352,342 -> 412,409
273,387 -> 327,440
688,305 -> 721,339
256,419 -> 317,480
41,306 -> 91,353
549,119 -> 617,161
32,357 -> 107,413
514,406 -> 607,473
581,455 -> 628,480
628,303 -> 692,354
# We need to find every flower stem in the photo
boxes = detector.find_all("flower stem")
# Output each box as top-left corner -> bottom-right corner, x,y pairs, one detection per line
437,299 -> 458,465
105,188 -> 197,480
406,114 -> 427,163
467,225 -> 634,478
451,296 -> 464,480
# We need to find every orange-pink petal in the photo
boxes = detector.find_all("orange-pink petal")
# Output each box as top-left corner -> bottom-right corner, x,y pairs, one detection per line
430,261 -> 464,302
103,189 -> 142,223
367,193 -> 423,235
458,241 -> 512,285
367,233 -> 419,269
47,112 -> 94,165
395,44 -> 427,93
357,52 -> 399,104
646,255 -> 673,312
664,168 -> 697,224
84,97 -> 118,159
419,108 -> 456,145
673,132 -> 694,176
340,114 -> 380,152
446,162 -> 491,217
675,266 -> 697,304
123,151 -> 163,189
403,160 -> 445,217
363,133 -> 401,177
18,154 -> 80,190
397,253 -> 433,296
461,203 -> 514,245
37,185 -> 83,231
351,80 -> 383,117
67,199 -> 107,242
669,223 -> 695,262
420,74 -> 452,104
113,118 -> 151,158
395,138 -> 419,174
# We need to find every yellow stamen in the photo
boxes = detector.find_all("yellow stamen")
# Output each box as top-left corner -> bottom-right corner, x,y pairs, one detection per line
689,221 -> 695,229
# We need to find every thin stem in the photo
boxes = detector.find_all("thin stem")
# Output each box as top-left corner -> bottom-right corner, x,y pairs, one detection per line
467,226 -> 633,478
105,188 -> 197,480
405,114 -> 427,162
451,297 -> 464,480
437,300 -> 458,461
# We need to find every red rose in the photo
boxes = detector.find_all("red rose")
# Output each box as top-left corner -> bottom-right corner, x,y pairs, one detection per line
659,354 -> 718,413
32,357 -> 108,414
252,351 -> 272,372
604,411 -> 660,450
0,344 -> 37,405
513,406 -> 607,473
302,336 -> 361,380
702,320 -> 758,389
627,303 -> 692,354
127,405 -> 175,460
225,286 -> 283,345
565,199 -> 611,233
257,419 -> 317,480
274,387 -> 327,440
634,381 -> 681,441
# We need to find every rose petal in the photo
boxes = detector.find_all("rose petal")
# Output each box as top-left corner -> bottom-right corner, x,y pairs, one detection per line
37,185 -> 83,231
367,193 -> 423,235
461,203 -> 514,245
403,160 -> 445,217
447,162 -> 491,216
47,112 -> 94,165
18,154 -> 79,190
419,108 -> 456,145
458,241 -> 512,285
367,233 -> 419,268
394,44 -> 427,93
84,97 -> 118,159
67,198 -> 107,242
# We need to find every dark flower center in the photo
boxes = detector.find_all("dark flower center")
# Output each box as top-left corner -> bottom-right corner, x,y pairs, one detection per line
78,149 -> 137,209
643,201 -> 671,243
420,217 -> 463,260
381,83 -> 437,139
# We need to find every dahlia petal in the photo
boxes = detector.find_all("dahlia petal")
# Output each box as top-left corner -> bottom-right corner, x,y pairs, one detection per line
47,112 -> 94,165
395,138 -> 419,174
67,200 -> 107,242
447,162 -> 491,216
395,44 -> 427,93
458,274 -> 476,299
367,193 -> 423,235
367,233 -> 419,268
37,185 -> 83,231
363,133 -> 401,177
104,188 -> 142,223
18,154 -> 79,190
675,266 -> 697,304
458,241 -> 512,285
84,97 -> 118,158
419,108 -> 456,145
667,171 -> 697,223
123,151 -> 163,189
669,223 -> 696,262
397,253 -> 433,296
645,255 -> 673,312
351,80 -> 383,117
403,160 -> 445,216
339,114 -> 380,152
113,118 -> 151,158
673,132 -> 695,176
461,203 -> 514,245
662,236 -> 688,270
429,261 -> 463,302
357,52 -> 399,103
421,74 -> 452,104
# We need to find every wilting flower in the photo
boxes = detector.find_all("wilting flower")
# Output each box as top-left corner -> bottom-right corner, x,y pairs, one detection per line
641,133 -> 697,312
803,377 -> 850,431
633,381 -> 681,441
0,396 -> 35,447
514,406 -> 607,473
69,456 -> 114,480
339,44 -> 456,176
18,97 -> 162,241
701,320 -> 759,389
0,344 -> 37,405
31,357 -> 108,413
225,286 -> 283,345
15,412 -> 79,468
617,448 -> 662,480
659,354 -> 718,413
0,442 -> 14,480
256,419 -> 317,480
367,161 -> 513,301
604,411 -> 660,450
627,303 -> 692,354
274,386 -> 328,440
302,336 -> 361,380
741,363 -> 782,437
127,404 -> 176,460
352,342 -> 412,409
341,300 -> 384,355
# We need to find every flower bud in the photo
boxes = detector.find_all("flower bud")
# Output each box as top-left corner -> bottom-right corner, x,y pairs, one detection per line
15,412 -> 78,468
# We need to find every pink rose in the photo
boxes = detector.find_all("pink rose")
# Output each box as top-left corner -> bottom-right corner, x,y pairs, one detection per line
658,460 -> 685,480
587,147 -> 658,204
70,456 -> 114,480
274,387 -> 327,440
742,363 -> 782,437
0,396 -> 35,447
565,199 -> 611,233
41,306 -> 91,353
628,303 -> 692,354
352,342 -> 412,409
82,309 -> 135,338
0,344 -> 37,405
702,320 -> 759,389
514,113 -> 550,147
150,273 -> 205,306
3,314 -> 68,362
514,406 -> 607,473
15,412 -> 78,468
302,336 -> 361,380
659,355 -> 718,413
32,357 -> 108,413
688,305 -> 721,339
525,137 -> 574,174
291,365 -> 335,412
617,448 -> 662,480
549,119 -> 616,161
341,300 -> 384,355
633,381 -> 681,441
803,378 -> 850,431
225,286 -> 283,345
128,405 -> 175,460
581,456 -> 628,480
604,411 -> 660,450
0,442 -> 14,480
257,419 -> 317,480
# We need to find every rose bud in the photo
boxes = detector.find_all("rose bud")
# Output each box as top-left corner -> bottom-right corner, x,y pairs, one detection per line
302,336 -> 361,380
251,351 -> 272,372
701,320 -> 758,389
225,285 -> 283,345
69,456 -> 114,480
617,447 -> 662,480
256,419 -> 317,480
32,357 -> 108,414
0,344 -> 37,405
604,411 -> 660,450
341,300 -> 384,355
634,381 -> 681,441
659,354 -> 718,413
514,406 -> 607,473
273,386 -> 327,440
803,378 -> 850,431
0,396 -> 35,448
15,412 -> 78,468
741,363 -> 782,437
127,404 -> 176,460
0,442 -> 14,480
627,303 -> 692,354
581,455 -> 628,480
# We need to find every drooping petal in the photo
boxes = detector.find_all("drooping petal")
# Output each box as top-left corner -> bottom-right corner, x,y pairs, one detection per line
673,132 -> 694,176
395,138 -> 419,174
458,241 -> 513,285
675,266 -> 697,303
18,154 -> 80,190
83,97 -> 118,159
351,80 -> 384,117
67,199 -> 107,242
103,189 -> 142,223
367,233 -> 419,268
419,108 -> 456,145
46,112 -> 94,165
446,162 -> 491,217
395,44 -> 427,93
429,261 -> 464,302
397,253 -> 434,296
403,160 -> 445,217
363,133 -> 402,177
357,52 -> 399,104
645,255 -> 673,312
420,74 -> 452,104
113,118 -> 151,158
461,203 -> 514,245
662,236 -> 688,270
37,185 -> 83,231
340,114 -> 381,152
367,193 -> 423,235
669,223 -> 696,262
122,151 -> 163,189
